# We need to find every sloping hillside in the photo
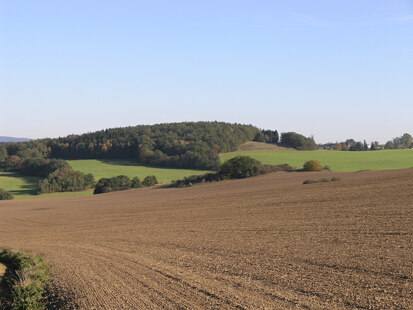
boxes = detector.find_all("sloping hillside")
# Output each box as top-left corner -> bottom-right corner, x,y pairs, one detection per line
0,168 -> 411,309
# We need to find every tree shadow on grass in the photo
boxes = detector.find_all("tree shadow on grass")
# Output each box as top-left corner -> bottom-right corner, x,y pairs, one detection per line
0,172 -> 39,196
98,159 -> 141,167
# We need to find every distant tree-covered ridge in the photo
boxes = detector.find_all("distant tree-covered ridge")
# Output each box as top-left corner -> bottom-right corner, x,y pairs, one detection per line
3,122 -> 258,170
0,122 -> 324,185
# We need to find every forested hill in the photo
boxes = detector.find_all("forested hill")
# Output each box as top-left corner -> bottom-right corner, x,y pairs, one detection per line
1,122 -> 259,170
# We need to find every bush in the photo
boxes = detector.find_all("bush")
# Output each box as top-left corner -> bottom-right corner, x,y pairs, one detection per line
303,160 -> 323,171
320,178 -> 330,182
131,177 -> 142,188
38,167 -> 95,194
219,156 -> 262,179
142,175 -> 158,187
94,175 -> 131,194
331,176 -> 340,182
0,188 -> 14,200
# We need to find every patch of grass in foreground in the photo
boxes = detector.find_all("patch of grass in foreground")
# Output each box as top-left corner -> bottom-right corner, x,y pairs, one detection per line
67,159 -> 211,182
0,249 -> 51,310
220,149 -> 413,172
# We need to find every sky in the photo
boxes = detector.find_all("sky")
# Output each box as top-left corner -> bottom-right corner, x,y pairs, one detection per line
1,0 -> 412,143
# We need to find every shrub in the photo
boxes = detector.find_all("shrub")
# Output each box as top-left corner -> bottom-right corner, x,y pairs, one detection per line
331,176 -> 341,182
142,175 -> 158,187
219,156 -> 262,179
131,177 -> 142,188
320,178 -> 330,182
303,160 -> 323,171
94,175 -> 131,194
0,188 -> 14,200
38,167 -> 95,194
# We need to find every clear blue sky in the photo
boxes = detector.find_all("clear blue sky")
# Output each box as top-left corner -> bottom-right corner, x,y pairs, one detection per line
1,0 -> 412,143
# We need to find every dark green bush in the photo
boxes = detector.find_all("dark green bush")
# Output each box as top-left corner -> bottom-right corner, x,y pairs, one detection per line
131,177 -> 142,188
142,175 -> 158,187
303,160 -> 323,171
219,156 -> 262,179
0,188 -> 14,200
94,175 -> 131,194
38,167 -> 95,194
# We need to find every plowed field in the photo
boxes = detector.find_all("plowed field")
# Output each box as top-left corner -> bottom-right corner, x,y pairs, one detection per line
0,169 -> 412,309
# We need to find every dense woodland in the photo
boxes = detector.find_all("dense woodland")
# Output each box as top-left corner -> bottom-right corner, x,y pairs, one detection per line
0,122 -> 260,172
44,122 -> 259,170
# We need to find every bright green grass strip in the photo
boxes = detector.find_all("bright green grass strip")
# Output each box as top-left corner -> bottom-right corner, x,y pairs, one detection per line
0,172 -> 39,198
1,159 -> 210,200
220,149 -> 413,172
67,159 -> 210,182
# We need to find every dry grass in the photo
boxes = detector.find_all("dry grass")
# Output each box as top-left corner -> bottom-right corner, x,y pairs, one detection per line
236,141 -> 295,151
0,169 -> 412,309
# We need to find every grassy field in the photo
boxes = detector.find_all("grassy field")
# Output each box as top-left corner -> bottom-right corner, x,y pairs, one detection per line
67,159 -> 210,182
2,151 -> 412,200
220,149 -> 413,172
0,172 -> 39,198
0,160 -> 210,200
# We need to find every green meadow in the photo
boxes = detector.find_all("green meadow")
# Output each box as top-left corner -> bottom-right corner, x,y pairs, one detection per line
2,151 -> 413,200
220,149 -> 413,172
0,172 -> 39,199
0,159 -> 208,199
0,159 -> 209,200
67,159 -> 210,182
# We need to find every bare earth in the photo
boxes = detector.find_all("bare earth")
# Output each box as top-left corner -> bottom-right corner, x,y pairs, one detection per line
0,169 -> 412,309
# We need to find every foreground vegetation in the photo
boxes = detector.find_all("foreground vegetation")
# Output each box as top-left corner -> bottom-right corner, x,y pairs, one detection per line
220,149 -> 413,172
0,249 -> 50,310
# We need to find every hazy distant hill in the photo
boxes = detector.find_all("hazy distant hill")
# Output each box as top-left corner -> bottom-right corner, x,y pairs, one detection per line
0,136 -> 31,143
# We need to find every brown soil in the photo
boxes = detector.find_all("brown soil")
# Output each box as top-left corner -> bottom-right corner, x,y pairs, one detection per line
0,169 -> 412,309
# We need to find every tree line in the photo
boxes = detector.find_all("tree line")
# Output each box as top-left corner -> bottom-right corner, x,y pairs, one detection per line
321,133 -> 413,151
